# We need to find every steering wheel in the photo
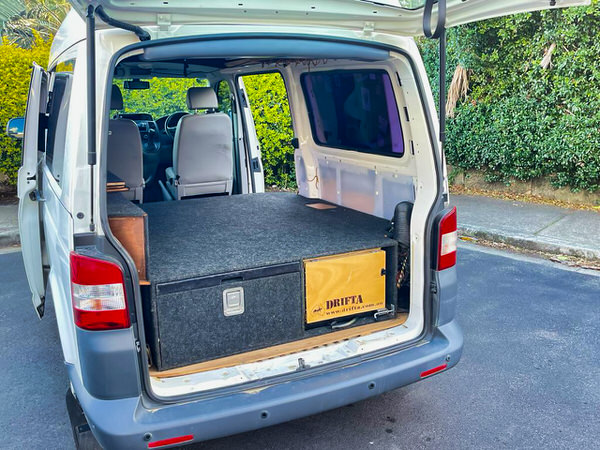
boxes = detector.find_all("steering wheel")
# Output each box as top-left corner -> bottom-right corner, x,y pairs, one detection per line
164,112 -> 188,138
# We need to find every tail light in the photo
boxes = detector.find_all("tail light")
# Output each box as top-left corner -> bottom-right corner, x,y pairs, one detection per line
70,252 -> 130,330
437,206 -> 457,271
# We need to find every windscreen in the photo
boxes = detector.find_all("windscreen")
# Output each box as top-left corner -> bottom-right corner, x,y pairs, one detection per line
301,70 -> 404,157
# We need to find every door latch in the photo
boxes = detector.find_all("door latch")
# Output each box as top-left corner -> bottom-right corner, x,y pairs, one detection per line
29,189 -> 45,202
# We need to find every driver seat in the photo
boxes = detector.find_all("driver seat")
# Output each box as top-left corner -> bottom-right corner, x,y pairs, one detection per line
108,85 -> 144,202
165,87 -> 233,200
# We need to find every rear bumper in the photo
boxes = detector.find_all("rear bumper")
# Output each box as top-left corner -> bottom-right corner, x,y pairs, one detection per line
70,319 -> 463,449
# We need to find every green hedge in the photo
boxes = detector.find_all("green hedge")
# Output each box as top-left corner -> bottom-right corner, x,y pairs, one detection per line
243,73 -> 296,189
4,3 -> 599,193
0,35 -> 51,185
419,1 -> 600,192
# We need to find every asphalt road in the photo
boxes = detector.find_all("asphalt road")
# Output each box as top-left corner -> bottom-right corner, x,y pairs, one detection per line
1,244 -> 599,449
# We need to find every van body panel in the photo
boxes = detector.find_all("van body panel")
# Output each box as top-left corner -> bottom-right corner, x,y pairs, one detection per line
76,327 -> 141,400
67,0 -> 589,36
434,267 -> 457,327
70,318 -> 462,449
41,166 -> 79,364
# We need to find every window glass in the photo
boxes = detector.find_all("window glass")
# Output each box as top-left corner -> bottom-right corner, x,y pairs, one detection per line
114,77 -> 209,119
301,70 -> 404,157
46,59 -> 75,184
217,80 -> 232,116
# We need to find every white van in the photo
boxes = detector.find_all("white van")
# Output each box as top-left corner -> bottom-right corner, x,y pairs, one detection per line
8,1 -> 587,448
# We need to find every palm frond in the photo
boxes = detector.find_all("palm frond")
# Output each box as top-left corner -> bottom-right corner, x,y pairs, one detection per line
2,0 -> 69,48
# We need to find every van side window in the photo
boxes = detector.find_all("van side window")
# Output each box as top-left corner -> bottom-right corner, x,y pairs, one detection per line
46,60 -> 75,185
301,70 -> 404,157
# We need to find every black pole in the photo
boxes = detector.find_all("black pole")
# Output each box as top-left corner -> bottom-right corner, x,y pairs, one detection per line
86,5 -> 96,232
86,5 -> 96,167
423,0 -> 447,145
439,27 -> 446,145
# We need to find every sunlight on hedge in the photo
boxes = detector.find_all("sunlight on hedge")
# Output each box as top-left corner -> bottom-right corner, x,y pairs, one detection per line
420,0 -> 600,192
0,35 -> 51,184
243,73 -> 296,189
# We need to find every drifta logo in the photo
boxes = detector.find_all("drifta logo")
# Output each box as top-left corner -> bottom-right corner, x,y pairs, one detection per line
326,294 -> 363,310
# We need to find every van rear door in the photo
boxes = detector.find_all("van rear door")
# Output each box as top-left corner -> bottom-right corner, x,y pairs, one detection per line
18,63 -> 49,318
68,0 -> 589,36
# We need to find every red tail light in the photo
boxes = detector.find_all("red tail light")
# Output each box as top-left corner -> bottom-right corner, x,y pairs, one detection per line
70,252 -> 130,330
437,206 -> 457,271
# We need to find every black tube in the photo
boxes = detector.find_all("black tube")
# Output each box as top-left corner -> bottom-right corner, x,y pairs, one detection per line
86,5 -> 96,166
423,0 -> 447,144
86,5 -> 96,231
95,6 -> 151,41
439,27 -> 446,144
423,0 -> 446,39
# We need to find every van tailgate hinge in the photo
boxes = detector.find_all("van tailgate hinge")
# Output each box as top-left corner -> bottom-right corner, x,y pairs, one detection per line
156,13 -> 171,31
362,22 -> 375,39
430,280 -> 438,294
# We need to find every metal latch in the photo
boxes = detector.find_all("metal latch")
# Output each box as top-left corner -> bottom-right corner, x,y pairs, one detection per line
29,189 -> 45,202
374,304 -> 396,321
223,287 -> 245,316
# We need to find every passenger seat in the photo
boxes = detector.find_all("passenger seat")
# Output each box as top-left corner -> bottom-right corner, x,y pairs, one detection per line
165,87 -> 233,200
108,85 -> 144,202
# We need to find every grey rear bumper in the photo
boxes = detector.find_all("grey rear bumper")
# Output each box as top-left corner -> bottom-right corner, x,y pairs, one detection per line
70,319 -> 463,449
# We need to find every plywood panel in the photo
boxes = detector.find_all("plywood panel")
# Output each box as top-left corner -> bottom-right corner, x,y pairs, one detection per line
150,313 -> 408,378
108,216 -> 147,282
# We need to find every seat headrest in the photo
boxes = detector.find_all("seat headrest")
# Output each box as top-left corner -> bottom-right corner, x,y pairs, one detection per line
186,87 -> 218,110
111,85 -> 123,110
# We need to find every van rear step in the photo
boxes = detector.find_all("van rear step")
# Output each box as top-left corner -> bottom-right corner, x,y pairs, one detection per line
149,313 -> 408,378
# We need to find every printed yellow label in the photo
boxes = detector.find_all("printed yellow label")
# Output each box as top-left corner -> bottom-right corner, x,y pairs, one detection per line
304,249 -> 386,324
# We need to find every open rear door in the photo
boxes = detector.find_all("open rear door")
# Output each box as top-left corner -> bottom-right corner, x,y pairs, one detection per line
237,77 -> 265,193
68,0 -> 589,36
17,63 -> 49,318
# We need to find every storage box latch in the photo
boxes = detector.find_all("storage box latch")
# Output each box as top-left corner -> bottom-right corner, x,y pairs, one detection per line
223,287 -> 245,316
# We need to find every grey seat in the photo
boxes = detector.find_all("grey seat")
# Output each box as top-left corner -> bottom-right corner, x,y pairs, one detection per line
165,87 -> 233,200
107,85 -> 144,202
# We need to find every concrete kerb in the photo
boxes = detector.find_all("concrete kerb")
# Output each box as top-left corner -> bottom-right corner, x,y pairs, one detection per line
459,225 -> 600,262
0,230 -> 20,248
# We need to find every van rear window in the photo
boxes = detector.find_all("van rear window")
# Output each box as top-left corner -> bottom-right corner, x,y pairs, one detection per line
301,70 -> 404,157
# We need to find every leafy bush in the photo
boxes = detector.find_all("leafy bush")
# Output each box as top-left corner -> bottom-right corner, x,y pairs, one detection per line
0,35 -> 51,185
419,1 -> 600,192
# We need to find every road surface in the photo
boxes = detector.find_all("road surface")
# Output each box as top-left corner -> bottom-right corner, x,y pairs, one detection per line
1,244 -> 598,449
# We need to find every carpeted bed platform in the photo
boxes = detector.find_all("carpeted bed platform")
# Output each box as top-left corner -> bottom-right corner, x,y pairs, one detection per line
124,192 -> 400,371
141,192 -> 395,284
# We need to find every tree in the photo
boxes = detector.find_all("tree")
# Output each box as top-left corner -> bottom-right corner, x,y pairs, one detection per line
2,0 -> 70,49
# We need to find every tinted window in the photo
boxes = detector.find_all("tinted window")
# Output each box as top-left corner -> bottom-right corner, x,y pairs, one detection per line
301,70 -> 404,157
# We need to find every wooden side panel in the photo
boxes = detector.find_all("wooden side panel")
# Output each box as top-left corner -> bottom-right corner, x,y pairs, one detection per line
304,249 -> 386,324
108,216 -> 147,282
